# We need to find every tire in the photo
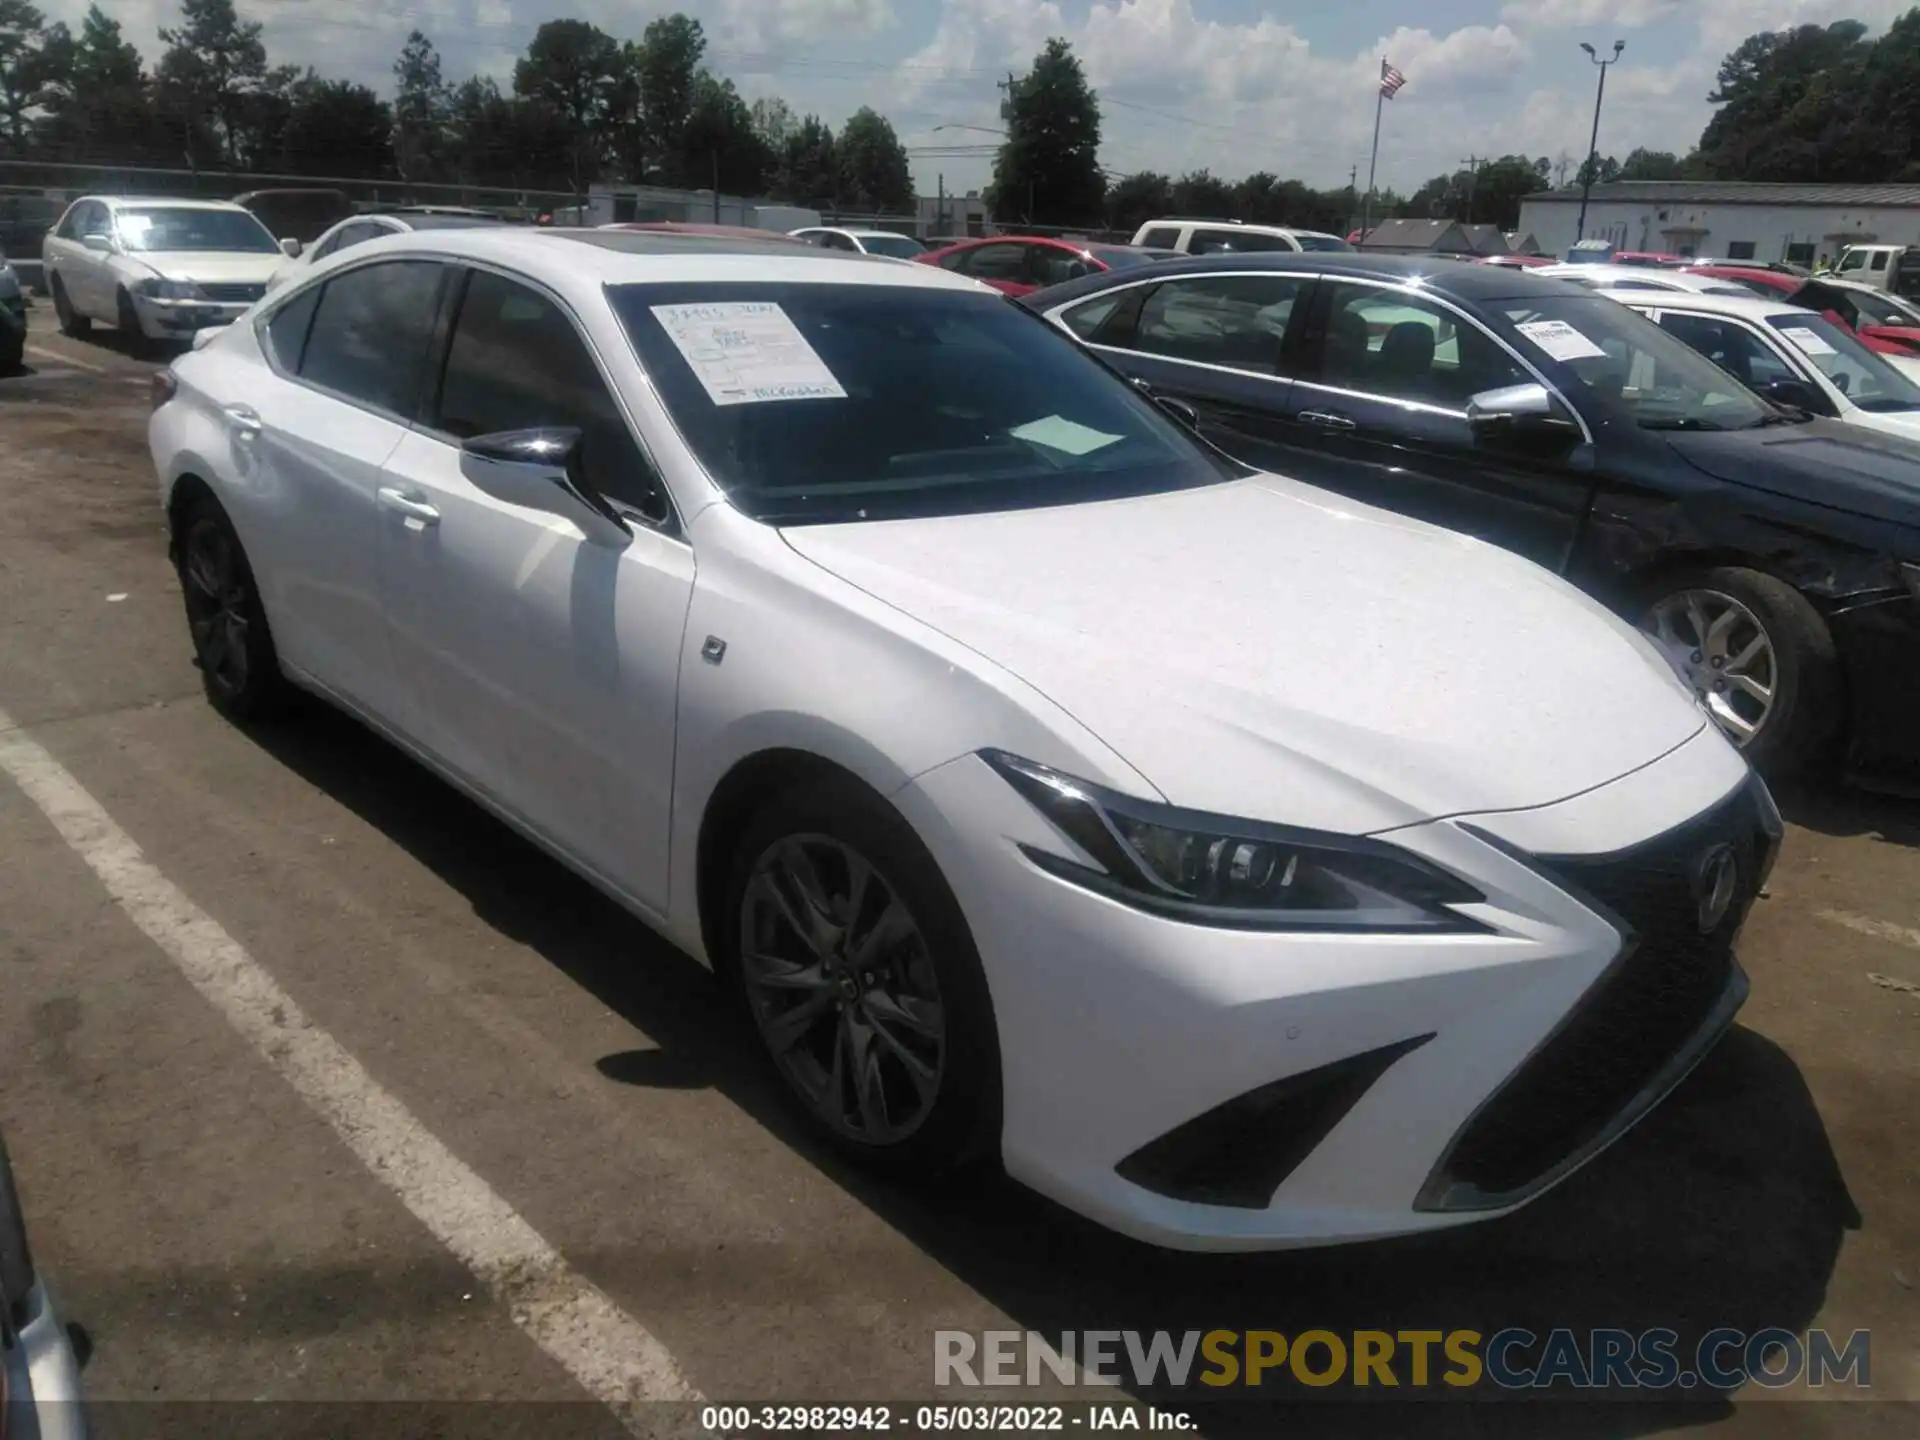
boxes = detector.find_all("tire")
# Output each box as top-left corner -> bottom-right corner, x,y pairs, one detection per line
115,287 -> 151,354
51,274 -> 89,337
1638,565 -> 1842,778
720,778 -> 1001,1177
173,493 -> 294,721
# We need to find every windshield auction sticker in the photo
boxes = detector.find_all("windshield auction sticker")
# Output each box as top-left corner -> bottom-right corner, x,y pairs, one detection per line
1514,318 -> 1608,362
651,301 -> 847,406
1778,325 -> 1839,357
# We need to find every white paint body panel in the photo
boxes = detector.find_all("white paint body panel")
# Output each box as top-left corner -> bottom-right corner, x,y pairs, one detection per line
149,227 -> 1756,1249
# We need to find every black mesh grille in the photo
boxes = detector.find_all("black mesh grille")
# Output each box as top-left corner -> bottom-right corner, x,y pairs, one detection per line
1421,782 -> 1772,1210
200,282 -> 266,303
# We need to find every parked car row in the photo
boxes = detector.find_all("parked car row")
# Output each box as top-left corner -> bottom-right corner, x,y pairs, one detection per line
146,221 -> 1798,1253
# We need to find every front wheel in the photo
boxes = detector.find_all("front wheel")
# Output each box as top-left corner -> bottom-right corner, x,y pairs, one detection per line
722,779 -> 1001,1177
1638,566 -> 1842,777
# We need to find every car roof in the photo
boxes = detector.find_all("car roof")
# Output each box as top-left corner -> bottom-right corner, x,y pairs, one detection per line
1018,249 -> 1594,309
1601,289 -> 1801,322
81,195 -> 253,213
347,226 -> 988,294
1534,262 -> 1750,293
1142,218 -> 1340,238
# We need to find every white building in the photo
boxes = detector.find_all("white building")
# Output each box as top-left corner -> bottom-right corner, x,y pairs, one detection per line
1518,181 -> 1920,266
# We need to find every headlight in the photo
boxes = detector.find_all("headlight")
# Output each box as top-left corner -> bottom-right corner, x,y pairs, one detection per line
135,277 -> 199,301
982,751 -> 1486,931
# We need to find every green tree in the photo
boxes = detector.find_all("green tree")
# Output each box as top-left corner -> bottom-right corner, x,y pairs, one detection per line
770,113 -> 836,205
156,0 -> 267,167
634,12 -> 706,184
1696,20 -> 1873,179
282,77 -> 391,177
1106,170 -> 1171,233
393,30 -> 449,182
1575,153 -> 1622,188
992,38 -> 1103,226
1617,147 -> 1684,181
750,95 -> 796,151
514,18 -> 621,191
1170,169 -> 1233,217
681,72 -> 767,195
837,106 -> 911,211
36,5 -> 151,161
0,0 -> 53,151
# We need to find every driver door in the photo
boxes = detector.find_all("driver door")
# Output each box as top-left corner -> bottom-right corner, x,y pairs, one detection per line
375,265 -> 692,910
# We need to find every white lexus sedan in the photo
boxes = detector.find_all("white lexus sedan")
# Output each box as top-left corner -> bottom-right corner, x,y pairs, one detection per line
44,196 -> 285,344
149,227 -> 1779,1250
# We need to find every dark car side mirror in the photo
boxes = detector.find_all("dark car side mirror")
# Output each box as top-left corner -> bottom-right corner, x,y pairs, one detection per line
460,427 -> 632,547
1761,377 -> 1822,411
1467,382 -> 1581,449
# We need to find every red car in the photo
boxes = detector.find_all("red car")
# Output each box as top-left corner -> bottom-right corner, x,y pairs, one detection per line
1683,264 -> 1803,297
915,235 -> 1177,296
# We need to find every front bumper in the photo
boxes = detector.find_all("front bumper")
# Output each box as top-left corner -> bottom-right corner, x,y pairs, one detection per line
129,293 -> 254,339
896,725 -> 1767,1250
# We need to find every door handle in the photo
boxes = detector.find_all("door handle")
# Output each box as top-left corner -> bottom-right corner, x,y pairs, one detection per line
1296,409 -> 1357,431
222,404 -> 262,439
376,486 -> 441,526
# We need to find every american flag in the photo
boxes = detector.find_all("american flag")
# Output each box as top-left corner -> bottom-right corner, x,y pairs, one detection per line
1380,60 -> 1407,99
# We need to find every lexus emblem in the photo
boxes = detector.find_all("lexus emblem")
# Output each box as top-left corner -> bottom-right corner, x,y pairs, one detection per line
1693,843 -> 1740,934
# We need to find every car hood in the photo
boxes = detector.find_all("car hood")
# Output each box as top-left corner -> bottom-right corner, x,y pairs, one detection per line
782,477 -> 1707,833
120,251 -> 284,285
1666,421 -> 1920,528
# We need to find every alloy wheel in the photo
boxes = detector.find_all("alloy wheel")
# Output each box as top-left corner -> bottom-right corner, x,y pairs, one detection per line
1641,588 -> 1777,748
181,521 -> 252,698
737,833 -> 946,1145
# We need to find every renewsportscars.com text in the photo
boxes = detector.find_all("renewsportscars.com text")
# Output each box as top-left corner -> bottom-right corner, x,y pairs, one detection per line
934,1328 -> 1871,1391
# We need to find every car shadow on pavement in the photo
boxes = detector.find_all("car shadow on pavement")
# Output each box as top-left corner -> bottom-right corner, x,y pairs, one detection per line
1778,778 -> 1920,850
243,705 -> 1860,1439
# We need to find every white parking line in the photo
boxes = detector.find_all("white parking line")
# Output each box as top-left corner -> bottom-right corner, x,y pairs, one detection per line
24,345 -> 103,373
1815,907 -> 1920,952
0,703 -> 700,1427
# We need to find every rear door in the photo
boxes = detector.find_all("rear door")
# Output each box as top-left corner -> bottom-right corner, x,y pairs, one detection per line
374,265 -> 691,909
949,241 -> 1033,295
243,259 -> 447,713
1258,278 -> 1597,570
1061,271 -> 1312,472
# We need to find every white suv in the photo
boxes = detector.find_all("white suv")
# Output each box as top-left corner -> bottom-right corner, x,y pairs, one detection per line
43,196 -> 285,345
1130,218 -> 1354,255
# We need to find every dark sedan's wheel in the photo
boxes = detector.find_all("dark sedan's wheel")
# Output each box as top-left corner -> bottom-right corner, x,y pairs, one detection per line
51,275 -> 89,337
723,779 -> 1000,1175
174,495 -> 292,721
1639,566 -> 1841,776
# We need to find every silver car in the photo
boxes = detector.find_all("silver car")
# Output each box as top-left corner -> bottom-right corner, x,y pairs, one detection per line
2,1130 -> 86,1439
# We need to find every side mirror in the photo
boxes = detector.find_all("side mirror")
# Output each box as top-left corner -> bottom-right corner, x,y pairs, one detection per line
1467,382 -> 1581,447
459,427 -> 631,547
81,233 -> 113,253
279,237 -> 302,259
1762,377 -> 1822,411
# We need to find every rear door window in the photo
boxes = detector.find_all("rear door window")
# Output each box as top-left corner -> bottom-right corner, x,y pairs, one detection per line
1125,274 -> 1307,376
298,260 -> 445,418
955,244 -> 1029,282
1138,227 -> 1180,250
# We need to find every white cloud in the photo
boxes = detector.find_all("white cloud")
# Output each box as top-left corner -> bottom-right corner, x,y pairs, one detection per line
1500,1 -> 1681,30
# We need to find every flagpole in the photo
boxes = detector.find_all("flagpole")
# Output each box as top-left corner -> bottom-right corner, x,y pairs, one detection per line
1361,64 -> 1386,241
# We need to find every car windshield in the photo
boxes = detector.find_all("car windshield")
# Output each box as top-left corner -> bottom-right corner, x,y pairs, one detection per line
1498,295 -> 1773,431
1765,313 -> 1920,412
611,283 -> 1241,524
856,233 -> 923,259
114,207 -> 279,254
1292,234 -> 1356,252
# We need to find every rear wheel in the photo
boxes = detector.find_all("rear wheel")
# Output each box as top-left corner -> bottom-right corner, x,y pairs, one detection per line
51,274 -> 89,337
1638,566 -> 1841,777
721,779 -> 1000,1177
174,494 -> 292,721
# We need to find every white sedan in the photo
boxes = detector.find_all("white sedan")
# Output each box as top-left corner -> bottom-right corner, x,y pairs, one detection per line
789,226 -> 925,259
43,196 -> 284,344
1533,262 -> 1755,299
1615,289 -> 1920,442
149,227 -> 1776,1250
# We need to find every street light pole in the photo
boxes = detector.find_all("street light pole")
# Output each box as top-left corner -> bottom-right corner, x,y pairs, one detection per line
1575,40 -> 1624,242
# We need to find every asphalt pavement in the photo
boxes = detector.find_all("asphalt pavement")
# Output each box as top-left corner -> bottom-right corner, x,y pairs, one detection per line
0,319 -> 1914,1437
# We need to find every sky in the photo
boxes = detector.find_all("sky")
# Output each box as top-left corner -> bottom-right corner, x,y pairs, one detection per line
51,0 -> 1920,196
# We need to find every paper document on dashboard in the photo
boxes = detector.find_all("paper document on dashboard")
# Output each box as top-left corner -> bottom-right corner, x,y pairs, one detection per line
1514,318 -> 1608,362
650,301 -> 848,406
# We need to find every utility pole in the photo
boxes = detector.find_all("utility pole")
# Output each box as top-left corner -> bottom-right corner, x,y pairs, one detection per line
937,172 -> 946,238
1576,40 -> 1625,241
1347,163 -> 1357,234
1458,155 -> 1481,224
